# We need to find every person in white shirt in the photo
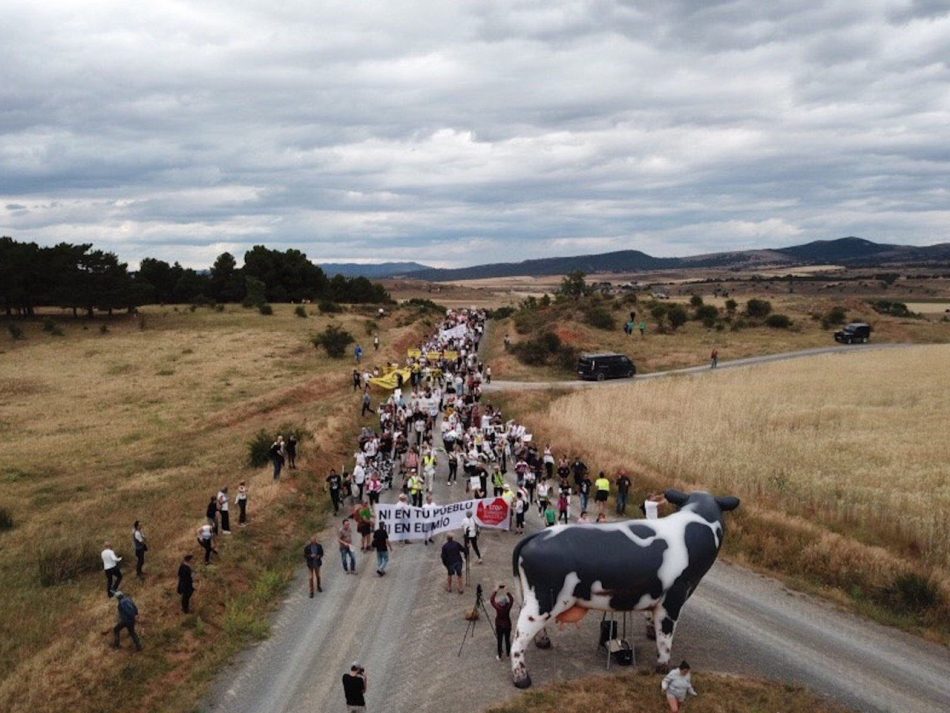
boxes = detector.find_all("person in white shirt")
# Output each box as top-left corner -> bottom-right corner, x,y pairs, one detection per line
101,542 -> 123,597
352,463 -> 366,501
644,493 -> 665,520
422,492 -> 438,545
217,487 -> 231,534
662,660 -> 697,712
461,511 -> 482,563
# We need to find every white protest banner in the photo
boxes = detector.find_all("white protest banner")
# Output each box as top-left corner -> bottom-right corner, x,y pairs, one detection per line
375,497 -> 510,542
438,323 -> 469,341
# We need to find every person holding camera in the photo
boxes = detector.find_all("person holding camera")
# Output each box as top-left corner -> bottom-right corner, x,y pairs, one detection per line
490,584 -> 514,661
342,662 -> 367,711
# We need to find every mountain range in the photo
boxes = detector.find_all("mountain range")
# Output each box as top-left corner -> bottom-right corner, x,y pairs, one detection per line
320,238 -> 950,281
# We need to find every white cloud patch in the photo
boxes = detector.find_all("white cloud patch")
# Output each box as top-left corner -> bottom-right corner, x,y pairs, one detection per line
1,0 -> 948,267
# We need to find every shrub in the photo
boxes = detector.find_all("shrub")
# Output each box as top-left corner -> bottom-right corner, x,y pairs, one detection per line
318,300 -> 342,314
311,323 -> 354,358
214,303 -> 225,312
871,300 -> 913,318
689,294 -> 704,307
490,306 -> 516,320
746,298 -> 772,319
99,324 -> 109,334
765,313 -> 792,329
7,324 -> 24,340
42,317 -> 57,332
405,298 -> 445,312
364,319 -> 378,335
188,304 -> 198,313
294,305 -> 308,318
824,306 -> 848,326
882,573 -> 941,614
725,298 -> 738,313
37,540 -> 100,586
243,276 -> 267,308
584,306 -> 615,331
258,303 -> 273,316
694,304 -> 719,327
50,325 -> 64,337
512,311 -> 536,335
511,331 -> 562,367
556,345 -> 580,372
0,506 -> 12,531
667,305 -> 688,330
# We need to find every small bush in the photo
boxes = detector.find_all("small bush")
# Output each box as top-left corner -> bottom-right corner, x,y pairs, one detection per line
511,331 -> 562,367
694,304 -> 719,328
294,305 -> 308,318
584,306 -> 615,330
188,304 -> 198,313
0,506 -> 13,531
689,294 -> 704,307
667,305 -> 688,330
214,303 -> 225,312
512,311 -> 536,335
311,323 -> 355,358
99,324 -> 109,334
247,426 -> 308,468
258,303 -> 273,316
871,300 -> 914,318
765,313 -> 792,329
50,326 -> 64,337
745,298 -> 773,319
42,317 -> 56,332
7,324 -> 24,340
882,573 -> 941,614
490,306 -> 516,320
37,540 -> 100,586
138,314 -> 147,330
824,306 -> 848,326
724,298 -> 738,313
364,319 -> 378,335
318,300 -> 342,314
555,345 -> 580,372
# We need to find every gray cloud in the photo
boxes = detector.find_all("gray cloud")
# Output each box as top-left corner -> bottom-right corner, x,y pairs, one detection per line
1,0 -> 948,268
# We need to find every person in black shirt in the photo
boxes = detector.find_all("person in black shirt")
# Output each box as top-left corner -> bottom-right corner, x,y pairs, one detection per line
441,533 -> 466,594
352,369 -> 361,392
304,536 -> 324,598
177,554 -> 194,613
342,663 -> 367,711
571,457 -> 588,489
326,470 -> 343,514
616,470 -> 632,515
371,524 -> 391,576
206,496 -> 218,535
490,584 -> 514,660
579,475 -> 593,513
287,435 -> 298,470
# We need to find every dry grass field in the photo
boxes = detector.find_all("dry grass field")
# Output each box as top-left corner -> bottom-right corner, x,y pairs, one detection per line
504,345 -> 950,637
0,303 -> 426,713
485,294 -> 950,381
486,671 -> 852,713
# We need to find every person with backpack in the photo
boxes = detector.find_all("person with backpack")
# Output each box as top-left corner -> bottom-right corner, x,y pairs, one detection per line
177,554 -> 195,613
112,592 -> 142,651
132,521 -> 147,578
304,535 -> 324,597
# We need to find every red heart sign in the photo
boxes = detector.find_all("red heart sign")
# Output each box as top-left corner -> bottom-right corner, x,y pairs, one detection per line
476,498 -> 509,527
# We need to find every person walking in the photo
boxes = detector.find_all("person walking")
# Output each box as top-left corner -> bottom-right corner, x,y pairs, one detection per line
237,481 -> 248,526
422,492 -> 438,545
352,369 -> 362,391
177,554 -> 195,613
490,584 -> 514,660
557,491 -> 570,524
544,500 -> 558,527
491,467 -> 505,497
112,591 -> 142,651
217,487 -> 231,534
287,434 -> 298,469
513,492 -> 526,535
461,510 -> 482,563
326,469 -> 343,514
662,661 -> 698,712
354,344 -> 363,364
339,519 -> 356,574
594,471 -> 611,517
361,389 -> 373,418
132,521 -> 147,578
441,533 -> 466,593
197,523 -> 217,564
373,334 -> 380,351
537,479 -> 550,517
710,349 -> 718,369
342,663 -> 367,712
616,471 -> 632,515
101,541 -> 123,598
366,471 -> 383,505
270,435 -> 285,481
578,474 -> 592,513
304,535 -> 324,597
371,523 -> 391,576
408,470 -> 424,508
206,496 -> 218,534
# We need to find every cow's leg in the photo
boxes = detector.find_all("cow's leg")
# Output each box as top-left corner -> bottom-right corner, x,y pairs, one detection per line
644,610 -> 656,640
510,589 -> 552,688
653,585 -> 689,673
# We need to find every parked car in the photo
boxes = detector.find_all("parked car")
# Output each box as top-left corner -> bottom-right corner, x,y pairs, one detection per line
577,353 -> 636,381
834,322 -> 872,344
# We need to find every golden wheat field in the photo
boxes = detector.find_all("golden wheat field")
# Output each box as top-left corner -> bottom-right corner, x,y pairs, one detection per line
0,304 -> 425,713
531,345 -> 950,631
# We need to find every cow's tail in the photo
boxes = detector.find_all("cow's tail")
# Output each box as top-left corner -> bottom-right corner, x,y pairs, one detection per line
511,531 -> 544,578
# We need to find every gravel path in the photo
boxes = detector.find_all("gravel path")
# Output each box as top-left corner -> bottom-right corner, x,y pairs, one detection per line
203,340 -> 949,713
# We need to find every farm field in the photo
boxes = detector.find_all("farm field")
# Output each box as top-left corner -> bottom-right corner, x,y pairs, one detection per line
502,345 -> 950,639
0,303 -> 426,713
485,293 -> 950,381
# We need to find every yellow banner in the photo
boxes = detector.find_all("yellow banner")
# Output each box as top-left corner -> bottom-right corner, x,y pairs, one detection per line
368,368 -> 411,390
406,349 -> 458,361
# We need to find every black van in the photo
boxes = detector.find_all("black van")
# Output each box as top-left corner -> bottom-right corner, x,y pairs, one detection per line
834,322 -> 872,344
577,353 -> 636,381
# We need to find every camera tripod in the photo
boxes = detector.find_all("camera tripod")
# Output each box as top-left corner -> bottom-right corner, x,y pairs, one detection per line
457,584 -> 496,657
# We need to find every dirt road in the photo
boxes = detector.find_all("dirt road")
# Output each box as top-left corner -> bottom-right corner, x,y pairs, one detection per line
204,343 -> 949,713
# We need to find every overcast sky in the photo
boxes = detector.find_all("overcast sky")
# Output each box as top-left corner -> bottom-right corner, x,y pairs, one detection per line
2,1 -> 948,269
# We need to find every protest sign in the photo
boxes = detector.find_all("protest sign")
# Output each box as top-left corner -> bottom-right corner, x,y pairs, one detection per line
374,497 -> 510,542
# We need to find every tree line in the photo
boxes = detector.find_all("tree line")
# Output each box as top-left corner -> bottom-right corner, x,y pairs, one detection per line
0,237 -> 389,317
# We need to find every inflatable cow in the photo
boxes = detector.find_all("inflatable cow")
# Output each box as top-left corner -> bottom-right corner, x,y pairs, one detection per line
510,489 -> 739,688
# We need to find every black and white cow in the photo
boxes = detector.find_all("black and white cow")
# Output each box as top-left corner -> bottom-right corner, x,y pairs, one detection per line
509,489 -> 739,688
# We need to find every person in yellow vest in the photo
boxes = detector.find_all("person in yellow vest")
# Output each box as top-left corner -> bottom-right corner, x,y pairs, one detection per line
408,470 -> 425,507
422,449 -> 437,491
491,467 -> 505,496
594,471 -> 611,517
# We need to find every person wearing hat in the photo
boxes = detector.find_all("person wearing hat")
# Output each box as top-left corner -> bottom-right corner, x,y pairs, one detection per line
112,591 -> 142,651
342,661 -> 367,711
662,660 -> 697,712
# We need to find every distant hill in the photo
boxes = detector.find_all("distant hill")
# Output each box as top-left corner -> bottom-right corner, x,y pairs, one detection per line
406,237 -> 950,281
319,261 -> 431,278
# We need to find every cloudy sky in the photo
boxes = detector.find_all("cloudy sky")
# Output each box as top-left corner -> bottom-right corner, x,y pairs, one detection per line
2,0 -> 948,268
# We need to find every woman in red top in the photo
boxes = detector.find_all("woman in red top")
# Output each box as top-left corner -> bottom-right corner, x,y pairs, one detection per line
490,584 -> 514,660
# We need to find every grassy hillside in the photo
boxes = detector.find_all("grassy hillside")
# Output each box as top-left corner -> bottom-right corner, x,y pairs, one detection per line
494,345 -> 950,641
487,672 -> 852,713
0,303 -> 428,713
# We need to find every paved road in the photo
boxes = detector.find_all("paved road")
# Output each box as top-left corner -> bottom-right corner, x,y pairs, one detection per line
204,341 -> 950,713
484,342 -> 914,391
